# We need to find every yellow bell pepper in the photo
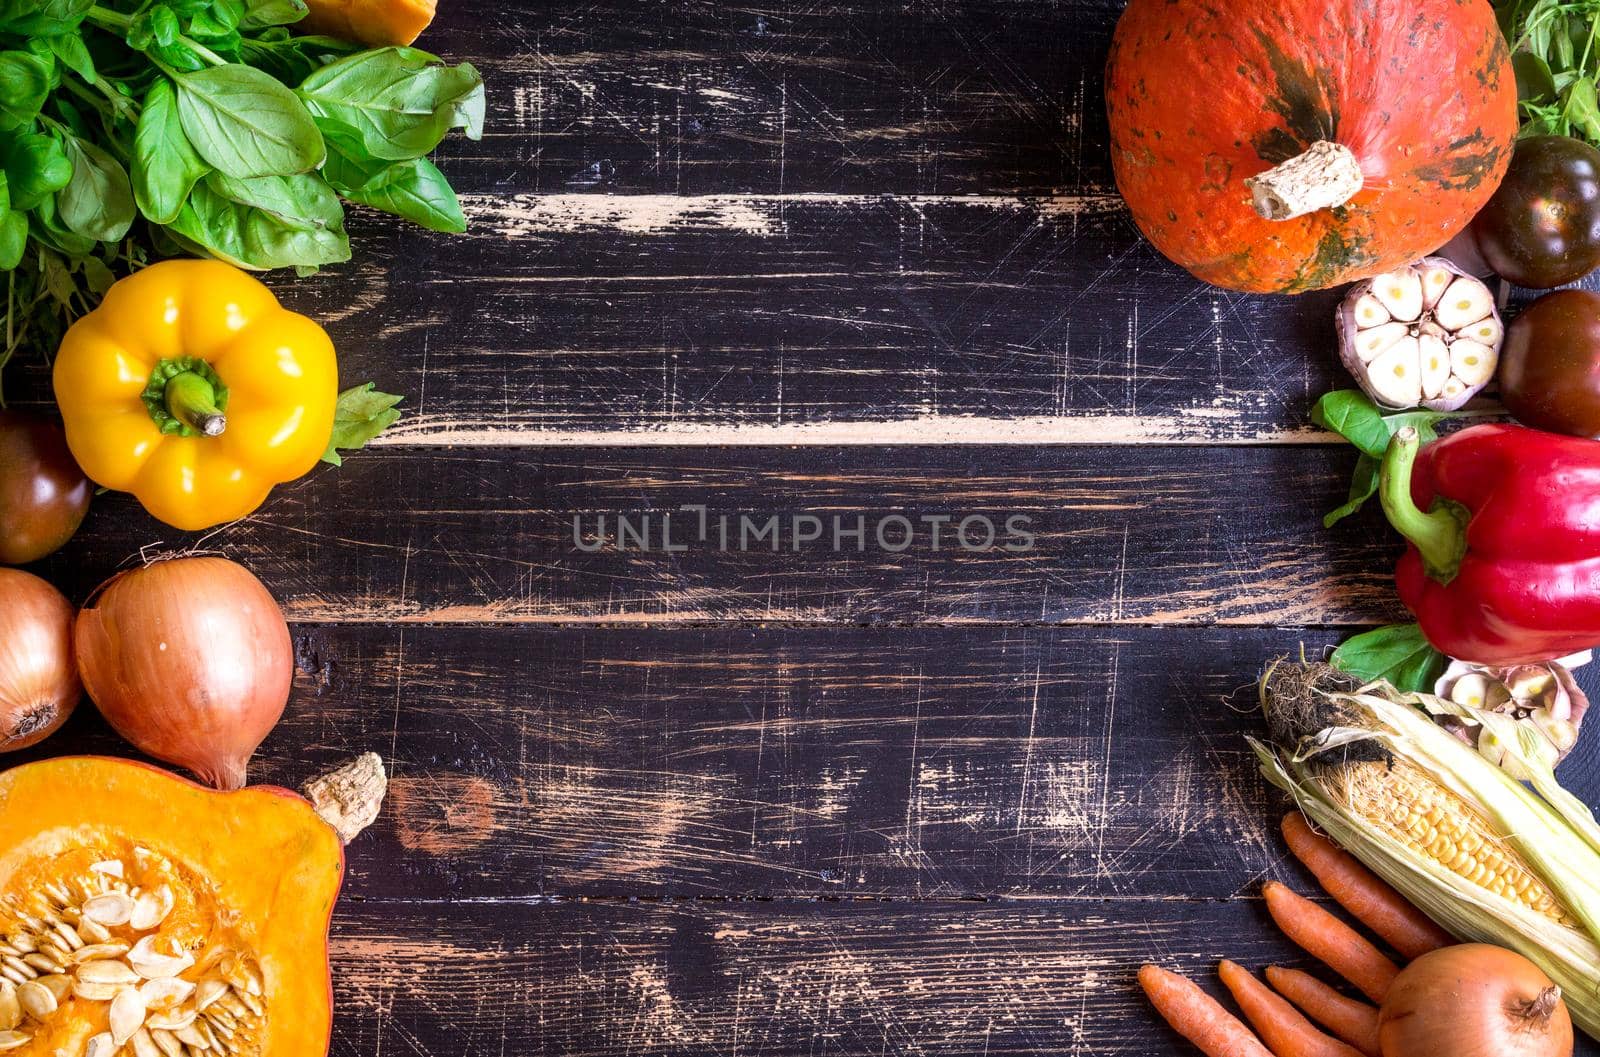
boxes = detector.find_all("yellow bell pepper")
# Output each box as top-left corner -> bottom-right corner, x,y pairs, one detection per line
53,260 -> 338,532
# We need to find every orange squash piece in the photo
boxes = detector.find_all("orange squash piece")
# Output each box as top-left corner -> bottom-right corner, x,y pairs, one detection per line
300,0 -> 437,47
0,755 -> 386,1055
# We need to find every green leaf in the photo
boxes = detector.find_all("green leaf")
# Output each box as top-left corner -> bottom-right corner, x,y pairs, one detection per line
0,52 -> 52,131
239,0 -> 306,27
168,176 -> 349,269
1323,453 -> 1380,528
0,209 -> 24,270
174,64 -> 325,178
45,31 -> 94,82
334,155 -> 465,233
133,78 -> 210,225
207,170 -> 343,230
238,32 -> 358,84
321,382 -> 402,465
1564,78 -> 1600,142
1311,389 -> 1391,457
2,132 -> 72,210
297,48 -> 484,161
0,0 -> 93,35
58,135 -> 135,242
1514,50 -> 1559,105
29,192 -> 95,256
1330,623 -> 1448,694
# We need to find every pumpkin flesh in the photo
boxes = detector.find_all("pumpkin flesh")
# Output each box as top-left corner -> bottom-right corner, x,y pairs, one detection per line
0,757 -> 342,1056
1106,0 -> 1518,293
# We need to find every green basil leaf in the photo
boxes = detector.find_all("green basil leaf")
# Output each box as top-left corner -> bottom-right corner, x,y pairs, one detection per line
1565,78 -> 1600,142
174,64 -> 325,178
0,0 -> 93,35
237,32 -> 358,84
298,48 -> 483,161
1513,50 -> 1559,105
207,170 -> 343,230
1323,453 -> 1380,528
148,4 -> 181,45
0,52 -> 52,131
45,31 -> 94,82
240,0 -> 307,27
169,176 -> 349,269
2,132 -> 72,210
321,382 -> 402,466
30,192 -> 96,256
1330,623 -> 1447,694
0,208 -> 24,270
133,78 -> 210,225
58,134 -> 135,242
336,156 -> 465,233
1311,389 -> 1391,457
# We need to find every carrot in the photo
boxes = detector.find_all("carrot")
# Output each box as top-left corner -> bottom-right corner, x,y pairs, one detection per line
1264,966 -> 1381,1057
1261,882 -> 1399,1002
1217,960 -> 1367,1057
1281,813 -> 1452,959
1138,964 -> 1274,1057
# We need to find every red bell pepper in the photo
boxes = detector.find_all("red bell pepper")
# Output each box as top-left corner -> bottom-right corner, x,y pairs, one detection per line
1379,422 -> 1600,665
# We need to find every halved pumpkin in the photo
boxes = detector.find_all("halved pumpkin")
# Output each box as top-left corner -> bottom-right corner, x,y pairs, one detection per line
0,755 -> 385,1056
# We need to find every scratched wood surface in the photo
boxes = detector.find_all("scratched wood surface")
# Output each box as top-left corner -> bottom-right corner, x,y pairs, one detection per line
16,1 -> 1600,1055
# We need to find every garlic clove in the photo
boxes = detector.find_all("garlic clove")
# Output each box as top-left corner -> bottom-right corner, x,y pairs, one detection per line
1372,269 -> 1425,321
1420,262 -> 1456,309
1419,333 -> 1450,400
1450,339 -> 1498,386
1458,315 -> 1503,347
1351,293 -> 1391,327
1434,276 -> 1495,330
1355,321 -> 1411,363
1368,337 -> 1424,408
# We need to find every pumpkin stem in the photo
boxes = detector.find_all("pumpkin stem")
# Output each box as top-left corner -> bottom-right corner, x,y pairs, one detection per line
1245,140 -> 1364,221
302,752 -> 388,844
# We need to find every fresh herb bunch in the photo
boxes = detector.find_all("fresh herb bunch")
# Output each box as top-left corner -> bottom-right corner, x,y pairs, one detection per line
1496,0 -> 1600,141
0,0 -> 483,393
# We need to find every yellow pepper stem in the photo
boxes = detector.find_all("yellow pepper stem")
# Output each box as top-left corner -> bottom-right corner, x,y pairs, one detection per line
164,371 -> 227,437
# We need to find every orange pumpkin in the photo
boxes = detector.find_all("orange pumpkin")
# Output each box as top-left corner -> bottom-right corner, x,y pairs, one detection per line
1105,0 -> 1518,294
0,754 -> 385,1056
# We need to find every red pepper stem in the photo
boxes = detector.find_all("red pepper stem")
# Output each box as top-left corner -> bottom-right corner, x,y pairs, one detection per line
164,371 -> 226,437
1379,427 -> 1465,583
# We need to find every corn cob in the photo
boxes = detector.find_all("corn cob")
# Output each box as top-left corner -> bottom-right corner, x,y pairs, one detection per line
1331,762 -> 1575,927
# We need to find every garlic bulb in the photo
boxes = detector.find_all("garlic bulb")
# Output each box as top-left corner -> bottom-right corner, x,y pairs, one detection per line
1336,256 -> 1502,411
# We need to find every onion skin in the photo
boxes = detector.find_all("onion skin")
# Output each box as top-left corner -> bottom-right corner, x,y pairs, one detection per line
1379,944 -> 1572,1057
0,569 -> 79,750
75,557 -> 292,790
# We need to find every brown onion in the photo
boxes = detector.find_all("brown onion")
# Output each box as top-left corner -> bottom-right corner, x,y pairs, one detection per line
1380,944 -> 1572,1057
76,556 -> 292,790
0,569 -> 79,750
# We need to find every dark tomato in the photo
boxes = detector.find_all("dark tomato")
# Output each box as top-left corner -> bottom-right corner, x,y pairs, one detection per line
1471,136 -> 1600,288
1500,289 -> 1600,437
0,411 -> 92,564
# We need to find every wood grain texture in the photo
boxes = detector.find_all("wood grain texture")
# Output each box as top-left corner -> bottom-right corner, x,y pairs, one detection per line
18,625 -> 1600,903
29,445 -> 1407,625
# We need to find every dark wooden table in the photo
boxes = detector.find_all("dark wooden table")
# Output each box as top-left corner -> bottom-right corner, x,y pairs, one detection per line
13,2 -> 1600,1054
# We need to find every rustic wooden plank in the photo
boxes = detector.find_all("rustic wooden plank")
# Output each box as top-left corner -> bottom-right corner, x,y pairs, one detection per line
326,897 -> 1592,1056
24,624 -> 1600,901
29,445 -> 1406,626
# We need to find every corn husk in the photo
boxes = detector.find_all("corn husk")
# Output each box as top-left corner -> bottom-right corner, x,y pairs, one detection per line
1251,666 -> 1600,1035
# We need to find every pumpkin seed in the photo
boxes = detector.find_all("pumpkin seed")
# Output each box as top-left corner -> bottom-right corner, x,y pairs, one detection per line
0,981 -> 17,1031
0,1032 -> 29,1051
16,978 -> 55,1018
20,953 -> 57,974
85,1032 -> 115,1057
130,1027 -> 161,1057
52,922 -> 84,950
129,936 -> 194,979
194,978 -> 227,1011
6,934 -> 33,955
151,1027 -> 185,1057
89,860 -> 125,879
174,1021 -> 209,1048
0,970 -> 25,988
78,917 -> 113,944
83,892 -> 135,927
73,979 -> 122,1002
42,882 -> 71,905
130,886 -> 174,931
73,942 -> 131,964
37,974 -> 71,1003
110,985 -> 146,1044
78,959 -> 140,986
0,957 -> 34,981
235,987 -> 263,1017
140,976 -> 194,1010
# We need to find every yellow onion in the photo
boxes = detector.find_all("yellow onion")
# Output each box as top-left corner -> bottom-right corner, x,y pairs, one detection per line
76,556 -> 292,789
0,569 -> 79,750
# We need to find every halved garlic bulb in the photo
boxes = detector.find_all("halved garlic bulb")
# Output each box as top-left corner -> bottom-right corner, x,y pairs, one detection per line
1336,256 -> 1502,411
